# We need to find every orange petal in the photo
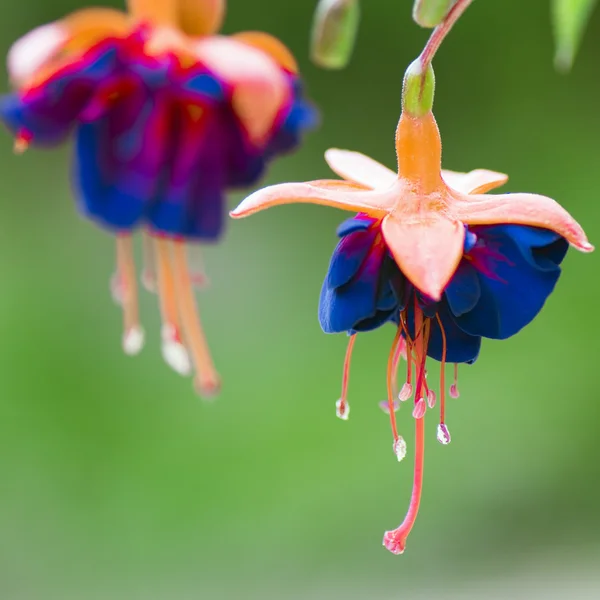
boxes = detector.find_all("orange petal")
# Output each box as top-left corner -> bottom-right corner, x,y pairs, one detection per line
195,36 -> 289,146
442,168 -> 508,194
381,215 -> 465,301
230,180 -> 395,219
232,31 -> 298,74
324,149 -> 397,190
451,191 -> 593,252
127,0 -> 178,27
179,0 -> 225,36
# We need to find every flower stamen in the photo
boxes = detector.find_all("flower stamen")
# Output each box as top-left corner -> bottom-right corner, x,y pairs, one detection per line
386,326 -> 404,444
171,239 -> 221,398
449,363 -> 460,398
154,237 -> 192,376
398,316 -> 413,402
383,396 -> 426,554
116,234 -> 145,356
141,232 -> 157,292
336,333 -> 355,420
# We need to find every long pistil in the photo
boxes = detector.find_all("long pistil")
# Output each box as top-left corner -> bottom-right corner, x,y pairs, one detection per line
154,237 -> 191,376
383,415 -> 425,554
171,239 -> 221,397
116,234 -> 144,355
383,304 -> 427,553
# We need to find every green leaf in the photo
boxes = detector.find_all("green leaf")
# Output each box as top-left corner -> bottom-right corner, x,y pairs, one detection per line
552,0 -> 598,71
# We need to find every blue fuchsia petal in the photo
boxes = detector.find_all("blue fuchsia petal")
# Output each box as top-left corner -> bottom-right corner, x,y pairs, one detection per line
445,262 -> 480,316
0,44 -> 118,146
426,303 -> 481,364
75,80 -> 169,229
1,27 -> 316,240
319,216 -> 398,333
452,225 -> 568,339
320,217 -> 566,364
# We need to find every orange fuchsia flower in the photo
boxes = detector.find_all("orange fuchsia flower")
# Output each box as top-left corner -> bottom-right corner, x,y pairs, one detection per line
231,63 -> 592,552
2,0 -> 315,396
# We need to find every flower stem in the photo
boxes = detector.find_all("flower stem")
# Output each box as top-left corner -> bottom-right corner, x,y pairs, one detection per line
419,0 -> 475,70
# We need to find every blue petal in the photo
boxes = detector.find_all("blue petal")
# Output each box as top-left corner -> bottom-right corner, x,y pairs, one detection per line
319,251 -> 384,334
0,46 -> 118,146
74,86 -> 163,230
445,261 -> 481,316
454,225 -> 567,339
336,216 -> 373,238
326,230 -> 376,288
427,302 -> 481,364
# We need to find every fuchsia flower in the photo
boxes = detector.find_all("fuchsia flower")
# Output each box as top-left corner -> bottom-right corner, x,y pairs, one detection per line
231,64 -> 592,552
1,0 -> 315,395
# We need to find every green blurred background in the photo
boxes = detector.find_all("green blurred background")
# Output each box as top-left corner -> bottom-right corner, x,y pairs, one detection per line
1,1 -> 600,598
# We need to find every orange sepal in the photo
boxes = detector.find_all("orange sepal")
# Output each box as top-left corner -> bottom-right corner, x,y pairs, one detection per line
382,215 -> 465,301
231,180 -> 394,219
451,190 -> 593,252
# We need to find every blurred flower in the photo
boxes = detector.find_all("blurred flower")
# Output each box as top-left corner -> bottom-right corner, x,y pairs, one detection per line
231,67 -> 592,551
1,0 -> 316,396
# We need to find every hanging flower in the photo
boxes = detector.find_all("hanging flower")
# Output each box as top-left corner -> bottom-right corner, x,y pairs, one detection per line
230,62 -> 592,552
1,0 -> 316,395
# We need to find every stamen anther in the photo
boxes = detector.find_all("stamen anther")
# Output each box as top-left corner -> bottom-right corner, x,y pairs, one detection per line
427,389 -> 436,409
393,437 -> 407,462
399,383 -> 413,402
380,399 -> 400,414
161,324 -> 191,376
336,397 -> 350,420
123,326 -> 145,356
437,423 -> 451,445
412,397 -> 426,419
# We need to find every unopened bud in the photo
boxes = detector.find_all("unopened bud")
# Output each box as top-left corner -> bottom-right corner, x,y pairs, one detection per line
311,0 -> 360,70
402,59 -> 435,118
412,0 -> 455,28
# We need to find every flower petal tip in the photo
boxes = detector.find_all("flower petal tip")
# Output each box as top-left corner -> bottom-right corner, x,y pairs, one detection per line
577,241 -> 594,253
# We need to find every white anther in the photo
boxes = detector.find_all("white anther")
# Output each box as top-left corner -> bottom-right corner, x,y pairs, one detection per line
437,423 -> 451,445
393,437 -> 407,462
336,398 -> 350,421
123,326 -> 145,356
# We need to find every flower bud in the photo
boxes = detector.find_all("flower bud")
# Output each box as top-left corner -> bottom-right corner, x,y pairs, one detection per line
310,0 -> 360,70
402,59 -> 435,118
412,0 -> 455,28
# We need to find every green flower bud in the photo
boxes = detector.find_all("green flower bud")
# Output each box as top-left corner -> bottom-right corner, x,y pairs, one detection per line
412,0 -> 455,28
310,0 -> 360,70
402,59 -> 435,117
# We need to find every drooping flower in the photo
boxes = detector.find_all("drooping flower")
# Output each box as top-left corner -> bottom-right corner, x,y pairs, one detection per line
1,0 -> 316,395
231,62 -> 592,552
